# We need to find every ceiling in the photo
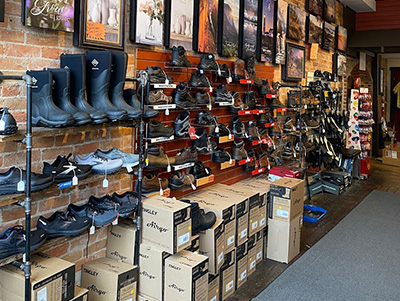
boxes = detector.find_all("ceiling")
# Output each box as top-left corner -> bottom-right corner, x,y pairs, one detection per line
380,53 -> 400,59
340,0 -> 376,12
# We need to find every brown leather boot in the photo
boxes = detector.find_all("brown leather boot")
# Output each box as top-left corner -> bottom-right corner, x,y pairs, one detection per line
146,145 -> 176,169
229,92 -> 249,113
233,140 -> 248,160
234,59 -> 247,81
142,173 -> 169,192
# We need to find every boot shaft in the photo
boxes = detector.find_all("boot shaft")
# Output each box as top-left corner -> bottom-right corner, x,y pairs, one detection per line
110,50 -> 127,91
47,68 -> 70,105
60,53 -> 86,101
86,50 -> 112,96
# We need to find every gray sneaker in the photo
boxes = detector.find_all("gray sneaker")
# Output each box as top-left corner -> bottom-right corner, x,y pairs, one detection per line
74,152 -> 123,174
96,148 -> 139,168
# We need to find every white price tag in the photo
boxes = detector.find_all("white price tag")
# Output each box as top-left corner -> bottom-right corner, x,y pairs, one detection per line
112,217 -> 118,225
17,180 -> 25,192
89,225 -> 95,235
165,108 -> 170,116
0,120 -> 5,131
103,178 -> 108,188
72,176 -> 78,186
126,165 -> 133,173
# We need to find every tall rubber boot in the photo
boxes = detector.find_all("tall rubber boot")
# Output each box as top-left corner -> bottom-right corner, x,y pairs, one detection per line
86,50 -> 128,122
27,70 -> 74,127
109,50 -> 142,120
47,68 -> 91,126
60,53 -> 108,124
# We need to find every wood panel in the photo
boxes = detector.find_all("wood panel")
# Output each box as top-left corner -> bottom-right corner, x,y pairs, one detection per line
356,0 -> 400,31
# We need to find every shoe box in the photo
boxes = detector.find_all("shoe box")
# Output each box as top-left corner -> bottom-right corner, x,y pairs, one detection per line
322,179 -> 345,195
308,178 -> 323,196
322,170 -> 352,188
187,190 -> 236,253
106,223 -> 137,264
142,195 -> 192,254
208,274 -> 220,301
198,219 -> 225,275
219,249 -> 236,300
247,234 -> 257,276
269,177 -> 305,222
382,147 -> 400,167
255,230 -> 264,265
81,257 -> 138,301
268,166 -> 301,182
235,241 -> 248,290
164,250 -> 209,301
0,254 -> 75,301
267,213 -> 302,264
70,286 -> 89,301
138,293 -> 158,301
186,234 -> 200,253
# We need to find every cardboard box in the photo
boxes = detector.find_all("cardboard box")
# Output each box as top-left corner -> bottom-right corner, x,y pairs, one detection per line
383,148 -> 400,167
106,223 -> 137,264
138,293 -> 157,301
247,234 -> 257,276
219,249 -> 236,300
199,219 -> 225,275
269,177 -> 305,222
164,250 -> 209,301
267,214 -> 302,263
321,171 -> 352,187
139,243 -> 171,300
235,242 -> 248,289
0,254 -> 75,301
187,190 -> 236,253
268,166 -> 301,181
208,274 -> 220,301
187,234 -> 200,253
71,286 -> 89,301
142,195 -> 191,253
82,257 -> 138,301
255,231 -> 264,265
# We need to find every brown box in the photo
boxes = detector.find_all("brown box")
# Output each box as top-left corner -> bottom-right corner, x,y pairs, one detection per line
138,293 -> 157,301
219,249 -> 236,300
139,243 -> 171,301
208,274 -> 220,301
164,250 -> 209,301
81,257 -> 138,301
186,234 -> 200,253
235,242 -> 248,289
187,190 -> 236,253
0,254 -> 75,301
247,234 -> 257,276
382,148 -> 400,167
255,231 -> 264,265
71,286 -> 89,301
267,213 -> 302,263
142,195 -> 191,254
269,178 -> 305,222
106,223 -> 137,264
199,219 -> 225,275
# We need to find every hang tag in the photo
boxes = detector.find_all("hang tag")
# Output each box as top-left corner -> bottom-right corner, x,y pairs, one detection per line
294,152 -> 297,158
218,69 -> 222,76
208,104 -> 212,111
165,79 -> 169,85
229,159 -> 232,165
0,120 -> 5,131
167,165 -> 171,172
126,165 -> 133,173
17,180 -> 25,192
228,76 -> 232,83
228,134 -> 232,140
160,188 -> 164,196
72,176 -> 78,186
89,225 -> 95,235
103,178 -> 109,188
191,183 -> 196,190
205,168 -> 210,175
112,217 -> 119,225
268,164 -> 271,170
188,127 -> 196,140
209,86 -> 213,93
215,126 -> 220,133
145,158 -> 149,166
244,132 -> 249,138
165,108 -> 170,116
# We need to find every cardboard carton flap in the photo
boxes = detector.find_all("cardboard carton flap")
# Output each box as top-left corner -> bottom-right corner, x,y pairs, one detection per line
143,195 -> 190,211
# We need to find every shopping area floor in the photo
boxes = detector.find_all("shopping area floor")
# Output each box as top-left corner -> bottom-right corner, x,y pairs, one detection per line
229,160 -> 400,301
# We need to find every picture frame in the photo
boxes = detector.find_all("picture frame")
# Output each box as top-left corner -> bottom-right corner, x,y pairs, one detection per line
239,0 -> 258,59
130,0 -> 165,46
164,0 -> 194,49
257,0 -> 275,63
274,0 -> 288,65
332,52 -> 346,77
323,0 -> 335,23
322,21 -> 335,51
379,68 -> 384,95
283,42 -> 305,81
193,0 -> 219,53
307,14 -> 323,45
306,0 -> 323,17
74,0 -> 124,50
336,25 -> 347,52
287,4 -> 306,42
218,0 -> 240,57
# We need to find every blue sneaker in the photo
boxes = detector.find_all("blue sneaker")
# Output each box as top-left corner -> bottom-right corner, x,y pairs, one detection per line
96,148 -> 139,168
67,203 -> 118,227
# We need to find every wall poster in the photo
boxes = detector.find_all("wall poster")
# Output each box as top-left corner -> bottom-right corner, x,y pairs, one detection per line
194,0 -> 219,53
220,0 -> 240,57
274,0 -> 288,65
241,0 -> 258,59
165,0 -> 194,49
287,4 -> 306,42
307,14 -> 323,45
258,0 -> 275,62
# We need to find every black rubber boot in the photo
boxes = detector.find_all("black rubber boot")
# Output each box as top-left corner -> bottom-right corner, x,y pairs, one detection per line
109,50 -> 143,120
27,70 -> 74,128
60,53 -> 108,124
47,68 -> 91,126
86,50 -> 128,122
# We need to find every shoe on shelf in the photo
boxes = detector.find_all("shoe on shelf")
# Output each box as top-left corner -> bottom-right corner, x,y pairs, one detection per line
173,83 -> 198,109
314,70 -> 323,78
233,59 -> 247,81
180,200 -> 217,235
141,173 -> 168,193
95,148 -> 139,168
192,128 -> 216,154
189,162 -> 212,179
170,46 -> 191,67
302,114 -> 319,129
214,84 -> 234,103
257,112 -> 272,125
174,110 -> 190,138
232,116 -> 246,138
243,148 -> 255,171
258,80 -> 271,95
196,110 -> 217,125
148,120 -> 174,138
283,117 -> 296,133
74,152 -> 123,174
228,92 -> 249,113
89,194 -> 135,218
244,91 -> 257,110
269,98 -> 286,109
148,90 -> 173,105
37,211 -> 90,238
281,142 -> 294,159
0,107 -> 18,135
233,140 -> 248,161
67,203 -> 118,227
173,147 -> 198,165
123,89 -> 159,119
287,91 -> 299,108
42,154 -> 92,183
198,54 -> 219,71
189,71 -> 212,88
112,191 -> 139,215
0,167 -> 54,195
245,55 -> 262,85
247,121 -> 260,141
195,89 -> 214,105
0,226 -> 47,259
219,64 -> 232,79
210,123 -> 230,137
211,148 -> 232,163
146,66 -> 174,84
146,145 -> 176,169
169,172 -> 196,190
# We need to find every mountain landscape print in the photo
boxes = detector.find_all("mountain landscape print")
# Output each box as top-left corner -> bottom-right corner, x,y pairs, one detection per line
222,0 -> 240,57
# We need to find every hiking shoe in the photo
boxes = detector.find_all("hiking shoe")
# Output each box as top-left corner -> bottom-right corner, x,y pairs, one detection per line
173,147 -> 198,165
169,171 -> 196,190
142,173 -> 168,193
0,107 -> 18,135
146,145 -> 176,169
233,140 -> 248,160
258,80 -> 271,95
198,54 -> 219,71
112,191 -> 139,215
180,200 -> 216,235
214,84 -> 234,103
173,83 -> 198,109
148,120 -> 174,138
302,115 -> 319,129
234,59 -> 247,81
74,152 -> 123,174
228,92 -> 248,113
269,98 -> 286,109
247,121 -> 260,141
123,89 -> 159,118
89,194 -> 135,218
281,142 -> 294,159
67,203 -> 118,227
189,71 -> 212,88
211,148 -> 232,163
189,161 -> 212,179
95,148 -> 139,168
244,91 -> 257,109
195,90 -> 214,105
283,117 -> 296,133
196,110 -> 217,125
0,226 -> 47,259
174,110 -> 190,138
218,64 -> 232,79
146,66 -> 174,84
210,123 -> 230,137
148,90 -> 173,105
170,46 -> 191,67
314,69 -> 323,78
42,154 -> 92,183
37,211 -> 90,238
232,116 -> 246,138
192,128 -> 216,154
245,56 -> 262,85
257,112 -> 272,124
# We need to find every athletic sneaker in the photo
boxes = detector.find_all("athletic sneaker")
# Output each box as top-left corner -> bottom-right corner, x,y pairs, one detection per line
74,152 -> 123,174
42,154 -> 92,183
95,148 -> 139,168
67,203 -> 118,227
37,211 -> 90,238
89,195 -> 136,218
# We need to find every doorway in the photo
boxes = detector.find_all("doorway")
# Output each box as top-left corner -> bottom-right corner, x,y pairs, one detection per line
390,67 -> 400,141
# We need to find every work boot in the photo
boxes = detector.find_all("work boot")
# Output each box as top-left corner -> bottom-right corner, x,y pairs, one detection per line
214,84 -> 234,103
287,91 -> 299,108
244,91 -> 256,110
189,71 -> 212,88
48,68 -> 91,126
270,98 -> 286,109
109,50 -> 143,119
173,83 -> 198,109
86,50 -> 128,122
27,70 -> 74,127
123,89 -> 159,119
60,53 -> 108,124
174,110 -> 190,138
148,90 -> 173,105
180,200 -> 217,235
228,92 -> 248,113
170,46 -> 191,67
198,54 -> 219,71
247,120 -> 260,141
146,66 -> 174,84
233,140 -> 248,160
233,59 -> 247,81
195,89 -> 214,105
259,80 -> 271,95
232,116 -> 246,138
245,55 -> 262,85
283,117 -> 296,133
192,128 -> 216,154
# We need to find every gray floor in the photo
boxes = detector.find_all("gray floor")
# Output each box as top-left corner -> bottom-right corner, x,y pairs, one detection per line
254,190 -> 400,301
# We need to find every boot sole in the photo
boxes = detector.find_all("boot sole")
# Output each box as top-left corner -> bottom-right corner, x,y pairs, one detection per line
45,225 -> 91,239
0,126 -> 18,135
52,169 -> 93,184
91,117 -> 109,124
169,183 -> 185,190
33,116 -> 74,128
0,180 -> 53,195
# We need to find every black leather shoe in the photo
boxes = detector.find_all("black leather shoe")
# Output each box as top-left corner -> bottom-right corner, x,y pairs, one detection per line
123,89 -> 159,119
210,123 -> 230,137
170,46 -> 191,67
27,70 -> 75,127
232,116 -> 246,138
89,194 -> 135,218
192,128 -> 216,154
173,83 -> 198,109
259,80 -> 271,95
196,110 -> 216,125
0,107 -> 18,135
189,71 -> 212,88
195,89 -> 214,105
174,110 -> 190,138
148,120 -> 174,138
270,98 -> 286,109
189,162 -> 212,179
314,69 -> 323,78
180,200 -> 216,235
112,191 -> 139,215
244,91 -> 256,109
214,84 -> 233,103
287,91 -> 299,108
257,112 -> 272,124
42,154 -> 92,183
146,66 -> 174,84
218,64 -> 232,79
211,148 -> 232,163
198,54 -> 219,71
323,71 -> 333,81
37,211 -> 90,238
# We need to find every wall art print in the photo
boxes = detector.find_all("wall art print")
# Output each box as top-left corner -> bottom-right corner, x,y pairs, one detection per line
336,25 -> 347,52
306,0 -> 322,17
307,14 -> 323,44
220,0 -> 240,57
24,0 -> 74,32
74,0 -> 125,49
332,52 -> 346,77
274,0 -> 288,65
258,0 -> 275,62
287,4 -> 306,42
324,0 -> 335,23
284,42 -> 305,81
322,21 -> 335,51
196,0 -> 219,53
242,0 -> 258,59
133,0 -> 164,46
167,0 -> 193,49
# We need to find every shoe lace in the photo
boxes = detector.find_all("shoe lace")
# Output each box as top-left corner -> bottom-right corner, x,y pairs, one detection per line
92,152 -> 108,162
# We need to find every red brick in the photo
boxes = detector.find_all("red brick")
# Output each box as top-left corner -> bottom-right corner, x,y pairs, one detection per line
69,234 -> 91,251
1,83 -> 25,97
97,181 -> 120,196
61,249 -> 83,263
38,195 -> 70,213
3,150 -> 41,168
0,29 -> 24,43
0,57 -> 29,71
33,136 -> 54,148
42,47 -> 65,59
43,242 -> 69,257
42,146 -> 73,161
5,44 -> 41,58
2,203 -> 37,223
74,142 -> 99,155
88,238 -> 107,255
0,142 -> 18,153
55,133 -> 85,146
27,58 -> 58,70
26,34 -> 59,47
6,2 -> 22,16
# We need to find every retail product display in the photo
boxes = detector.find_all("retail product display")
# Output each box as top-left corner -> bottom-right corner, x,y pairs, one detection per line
74,151 -> 123,174
170,46 -> 191,67
37,211 -> 90,238
0,107 -> 18,135
42,154 -> 92,183
95,148 -> 139,168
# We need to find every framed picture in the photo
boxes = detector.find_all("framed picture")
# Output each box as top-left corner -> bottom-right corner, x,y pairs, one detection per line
332,52 -> 346,77
283,42 -> 305,81
74,0 -> 125,49
239,0 -> 258,59
23,0 -> 75,31
287,4 -> 306,41
307,14 -> 323,44
322,21 -> 335,51
193,0 -> 219,53
218,0 -> 240,57
306,0 -> 323,17
257,0 -> 275,62
164,0 -> 194,49
336,25 -> 347,52
274,0 -> 288,65
379,68 -> 384,95
324,0 -> 335,23
130,0 -> 164,46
